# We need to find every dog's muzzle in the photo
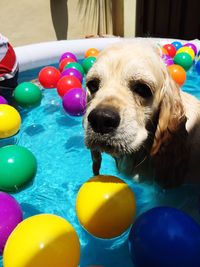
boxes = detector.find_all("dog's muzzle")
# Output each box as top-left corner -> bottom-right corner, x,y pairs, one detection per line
88,107 -> 120,134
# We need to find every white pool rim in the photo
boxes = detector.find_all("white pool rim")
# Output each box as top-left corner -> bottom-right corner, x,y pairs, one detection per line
14,37 -> 200,72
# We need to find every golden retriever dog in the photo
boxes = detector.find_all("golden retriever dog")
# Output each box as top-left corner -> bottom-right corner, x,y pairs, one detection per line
84,40 -> 200,189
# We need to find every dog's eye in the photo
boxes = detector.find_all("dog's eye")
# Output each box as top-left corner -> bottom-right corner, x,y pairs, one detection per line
130,82 -> 152,98
86,79 -> 100,94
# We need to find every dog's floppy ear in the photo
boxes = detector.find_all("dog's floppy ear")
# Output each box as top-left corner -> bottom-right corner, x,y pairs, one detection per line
150,68 -> 189,188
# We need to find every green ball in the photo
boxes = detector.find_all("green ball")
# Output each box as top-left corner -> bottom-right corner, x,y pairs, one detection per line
13,82 -> 42,107
173,52 -> 193,71
0,145 -> 37,192
82,56 -> 97,73
64,62 -> 85,75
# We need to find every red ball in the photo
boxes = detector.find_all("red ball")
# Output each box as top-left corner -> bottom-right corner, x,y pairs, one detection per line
59,58 -> 76,72
56,75 -> 82,97
163,44 -> 176,58
38,66 -> 61,89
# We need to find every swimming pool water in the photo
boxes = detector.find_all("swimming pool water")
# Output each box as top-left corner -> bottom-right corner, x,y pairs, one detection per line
0,64 -> 200,267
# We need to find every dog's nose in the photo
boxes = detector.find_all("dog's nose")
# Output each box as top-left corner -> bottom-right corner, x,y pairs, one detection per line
88,107 -> 120,134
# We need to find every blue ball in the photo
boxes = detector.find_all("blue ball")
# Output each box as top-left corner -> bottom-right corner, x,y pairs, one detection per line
129,207 -> 200,267
171,41 -> 182,51
196,60 -> 200,75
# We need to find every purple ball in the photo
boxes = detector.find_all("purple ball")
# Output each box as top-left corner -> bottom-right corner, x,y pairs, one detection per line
62,88 -> 86,116
164,57 -> 174,66
0,192 -> 23,254
0,95 -> 8,104
161,54 -> 171,60
61,68 -> 83,83
59,52 -> 77,63
184,43 -> 198,55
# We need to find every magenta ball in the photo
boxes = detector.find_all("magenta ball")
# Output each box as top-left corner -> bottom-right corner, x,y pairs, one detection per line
62,88 -> 86,116
59,52 -> 77,63
184,43 -> 198,55
162,54 -> 171,60
61,68 -> 83,83
0,192 -> 23,254
164,57 -> 174,66
0,96 -> 8,104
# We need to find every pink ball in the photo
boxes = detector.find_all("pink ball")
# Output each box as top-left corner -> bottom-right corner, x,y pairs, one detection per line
59,52 -> 77,62
62,88 -> 86,116
0,192 -> 23,254
164,57 -> 174,66
0,96 -> 8,104
61,68 -> 83,83
184,43 -> 198,55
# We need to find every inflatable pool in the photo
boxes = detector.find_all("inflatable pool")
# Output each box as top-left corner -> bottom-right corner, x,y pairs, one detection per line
0,37 -> 200,267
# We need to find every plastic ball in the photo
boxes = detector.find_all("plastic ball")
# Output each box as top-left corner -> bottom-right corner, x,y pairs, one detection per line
61,67 -> 83,83
62,88 -> 86,116
59,51 -> 77,62
196,60 -> 200,75
38,66 -> 61,88
161,47 -> 169,56
171,41 -> 182,50
0,192 -> 23,254
168,64 -> 186,86
13,82 -> 42,107
173,52 -> 193,71
3,214 -> 80,267
129,207 -> 200,267
184,42 -> 197,55
64,62 -> 85,76
0,104 -> 21,138
164,57 -> 174,66
85,48 -> 99,58
59,58 -> 76,72
0,96 -> 8,104
176,46 -> 195,60
163,44 -> 176,57
76,175 -> 136,239
82,56 -> 97,73
0,145 -> 37,192
57,75 -> 82,98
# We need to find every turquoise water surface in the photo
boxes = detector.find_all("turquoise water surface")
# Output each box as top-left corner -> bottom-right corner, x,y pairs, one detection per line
0,63 -> 200,267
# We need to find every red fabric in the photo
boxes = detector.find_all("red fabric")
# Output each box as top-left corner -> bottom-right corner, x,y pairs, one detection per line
0,43 -> 16,77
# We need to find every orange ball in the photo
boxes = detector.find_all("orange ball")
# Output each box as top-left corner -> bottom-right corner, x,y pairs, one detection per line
85,48 -> 99,58
168,64 -> 186,86
161,47 -> 169,56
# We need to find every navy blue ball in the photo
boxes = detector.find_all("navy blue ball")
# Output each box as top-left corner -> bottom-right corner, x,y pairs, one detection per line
196,60 -> 200,75
171,41 -> 182,51
129,207 -> 200,267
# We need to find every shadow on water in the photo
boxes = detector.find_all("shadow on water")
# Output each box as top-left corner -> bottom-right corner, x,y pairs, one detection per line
56,115 -> 80,127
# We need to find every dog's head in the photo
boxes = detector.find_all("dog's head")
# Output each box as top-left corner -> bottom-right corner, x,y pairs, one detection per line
84,40 -> 188,188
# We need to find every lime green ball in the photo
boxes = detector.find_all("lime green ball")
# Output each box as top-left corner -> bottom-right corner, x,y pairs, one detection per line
82,56 -> 97,73
0,145 -> 37,192
173,52 -> 193,71
64,62 -> 85,75
13,82 -> 42,107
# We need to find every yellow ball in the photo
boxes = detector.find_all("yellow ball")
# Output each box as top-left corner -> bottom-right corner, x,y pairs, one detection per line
76,175 -> 136,239
0,104 -> 21,138
176,46 -> 195,60
3,214 -> 80,267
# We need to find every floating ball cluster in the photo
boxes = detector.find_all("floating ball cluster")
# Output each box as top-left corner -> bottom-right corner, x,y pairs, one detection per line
37,47 -> 99,116
161,41 -> 200,86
